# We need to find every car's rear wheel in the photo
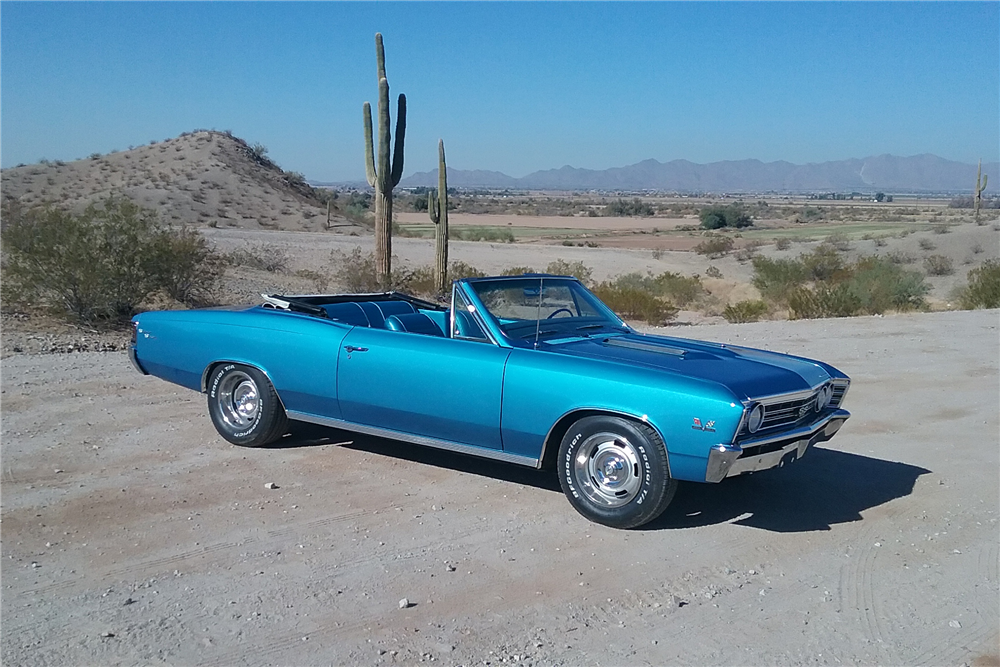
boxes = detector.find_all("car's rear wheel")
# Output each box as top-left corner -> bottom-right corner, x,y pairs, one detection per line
558,415 -> 677,529
207,363 -> 287,447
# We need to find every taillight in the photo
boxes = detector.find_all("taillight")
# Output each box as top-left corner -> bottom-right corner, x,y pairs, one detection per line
131,320 -> 139,345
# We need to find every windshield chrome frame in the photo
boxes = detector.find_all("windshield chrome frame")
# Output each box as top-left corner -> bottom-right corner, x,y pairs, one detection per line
455,276 -> 630,348
451,282 -> 503,346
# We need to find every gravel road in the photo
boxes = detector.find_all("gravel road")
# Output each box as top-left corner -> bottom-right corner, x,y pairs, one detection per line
2,310 -> 998,666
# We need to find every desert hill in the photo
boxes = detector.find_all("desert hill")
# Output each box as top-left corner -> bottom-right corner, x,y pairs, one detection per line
400,154 -> 1000,193
0,130 -> 359,232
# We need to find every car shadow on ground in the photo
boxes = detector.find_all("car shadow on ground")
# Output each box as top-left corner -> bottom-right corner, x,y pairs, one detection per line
272,426 -> 930,533
270,422 -> 563,492
646,447 -> 931,533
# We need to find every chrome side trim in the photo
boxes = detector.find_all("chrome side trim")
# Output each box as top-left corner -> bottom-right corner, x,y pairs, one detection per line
285,410 -> 539,468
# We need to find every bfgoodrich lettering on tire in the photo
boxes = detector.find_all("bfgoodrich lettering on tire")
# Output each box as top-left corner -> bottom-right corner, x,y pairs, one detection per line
207,363 -> 287,447
558,415 -> 677,529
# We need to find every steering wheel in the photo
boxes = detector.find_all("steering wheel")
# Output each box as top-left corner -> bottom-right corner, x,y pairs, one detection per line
546,308 -> 574,319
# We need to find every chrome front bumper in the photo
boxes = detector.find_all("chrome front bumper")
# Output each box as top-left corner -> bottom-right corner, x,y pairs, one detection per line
705,409 -> 850,483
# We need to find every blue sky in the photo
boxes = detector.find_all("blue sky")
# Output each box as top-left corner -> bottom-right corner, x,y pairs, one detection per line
2,2 -> 998,181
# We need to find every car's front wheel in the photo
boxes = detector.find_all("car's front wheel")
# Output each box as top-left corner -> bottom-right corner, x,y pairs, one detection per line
558,415 -> 677,529
207,363 -> 287,447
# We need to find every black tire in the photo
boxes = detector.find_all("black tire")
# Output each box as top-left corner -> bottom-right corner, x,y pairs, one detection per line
206,363 -> 287,447
558,415 -> 677,529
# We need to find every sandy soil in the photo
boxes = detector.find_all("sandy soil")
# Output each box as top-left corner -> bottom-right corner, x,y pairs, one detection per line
2,310 -> 997,666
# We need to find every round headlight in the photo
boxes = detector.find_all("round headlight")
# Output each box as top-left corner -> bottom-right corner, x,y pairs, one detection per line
747,404 -> 765,433
816,385 -> 832,412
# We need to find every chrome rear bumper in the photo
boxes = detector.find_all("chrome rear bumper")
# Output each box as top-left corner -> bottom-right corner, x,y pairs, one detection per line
705,409 -> 850,482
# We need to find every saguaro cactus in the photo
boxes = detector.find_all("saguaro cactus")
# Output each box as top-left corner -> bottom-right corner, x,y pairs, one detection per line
427,140 -> 449,294
974,159 -> 988,224
363,33 -> 406,285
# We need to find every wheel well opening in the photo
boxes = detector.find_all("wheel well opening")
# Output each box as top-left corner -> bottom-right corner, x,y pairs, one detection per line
541,409 -> 621,471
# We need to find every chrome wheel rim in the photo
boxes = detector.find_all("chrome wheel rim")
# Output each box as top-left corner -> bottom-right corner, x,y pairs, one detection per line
574,432 -> 642,507
216,371 -> 259,430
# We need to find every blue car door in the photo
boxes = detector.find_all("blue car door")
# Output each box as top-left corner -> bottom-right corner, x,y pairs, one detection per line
337,327 -> 511,450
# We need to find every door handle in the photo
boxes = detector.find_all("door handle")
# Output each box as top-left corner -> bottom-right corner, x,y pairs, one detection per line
344,345 -> 369,353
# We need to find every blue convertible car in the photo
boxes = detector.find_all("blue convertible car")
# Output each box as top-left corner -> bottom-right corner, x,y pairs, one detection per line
130,274 -> 850,528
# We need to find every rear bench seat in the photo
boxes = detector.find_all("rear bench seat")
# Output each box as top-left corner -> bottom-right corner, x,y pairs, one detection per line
320,301 -> 447,337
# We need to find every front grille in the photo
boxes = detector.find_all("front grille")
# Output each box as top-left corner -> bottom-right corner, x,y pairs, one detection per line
740,379 -> 849,436
759,395 -> 816,431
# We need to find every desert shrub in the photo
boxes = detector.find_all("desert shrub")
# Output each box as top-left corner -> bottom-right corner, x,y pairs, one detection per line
825,232 -> 852,252
801,243 -> 846,281
225,243 -> 289,273
774,238 -> 792,251
923,254 -> 954,276
603,271 -> 703,307
723,300 -> 768,323
932,224 -> 951,235
704,265 -> 723,279
449,261 -> 487,280
500,266 -> 536,276
151,226 -> 222,305
545,260 -> 593,285
592,284 -> 678,326
1,196 -> 219,323
699,204 -> 752,230
332,248 -> 389,292
751,256 -> 809,301
786,257 -> 927,318
886,250 -> 915,264
873,236 -> 888,247
604,198 -> 655,217
455,228 -> 515,243
788,284 -> 862,319
960,260 -> 1000,309
918,238 -> 936,251
845,257 -> 928,313
694,236 -> 735,258
733,240 -> 763,263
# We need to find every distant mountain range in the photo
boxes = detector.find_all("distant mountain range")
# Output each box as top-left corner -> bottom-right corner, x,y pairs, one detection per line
395,154 -> 999,193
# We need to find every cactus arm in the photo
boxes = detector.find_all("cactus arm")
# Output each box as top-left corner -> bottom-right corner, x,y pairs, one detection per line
390,94 -> 407,187
363,102 -> 377,187
428,187 -> 439,224
375,33 -> 386,82
982,174 -> 988,191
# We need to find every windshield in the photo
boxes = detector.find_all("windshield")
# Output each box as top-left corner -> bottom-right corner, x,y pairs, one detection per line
467,277 -> 627,343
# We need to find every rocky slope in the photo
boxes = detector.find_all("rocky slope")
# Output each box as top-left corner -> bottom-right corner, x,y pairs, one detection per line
1,130 -> 361,232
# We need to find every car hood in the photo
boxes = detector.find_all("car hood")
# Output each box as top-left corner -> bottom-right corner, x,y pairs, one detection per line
543,332 -> 832,401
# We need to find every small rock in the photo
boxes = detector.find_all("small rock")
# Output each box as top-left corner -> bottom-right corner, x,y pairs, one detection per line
123,597 -> 136,606
31,562 -> 39,568
398,598 -> 411,609
101,632 -> 115,638
54,469 -> 64,474
264,482 -> 278,490
949,620 -> 962,629
445,564 -> 456,572
748,569 -> 757,575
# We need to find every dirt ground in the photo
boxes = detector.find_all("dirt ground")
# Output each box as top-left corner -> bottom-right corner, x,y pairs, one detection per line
2,309 -> 997,666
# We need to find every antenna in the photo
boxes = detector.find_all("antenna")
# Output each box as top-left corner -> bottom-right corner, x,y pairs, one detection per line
533,277 -> 544,349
